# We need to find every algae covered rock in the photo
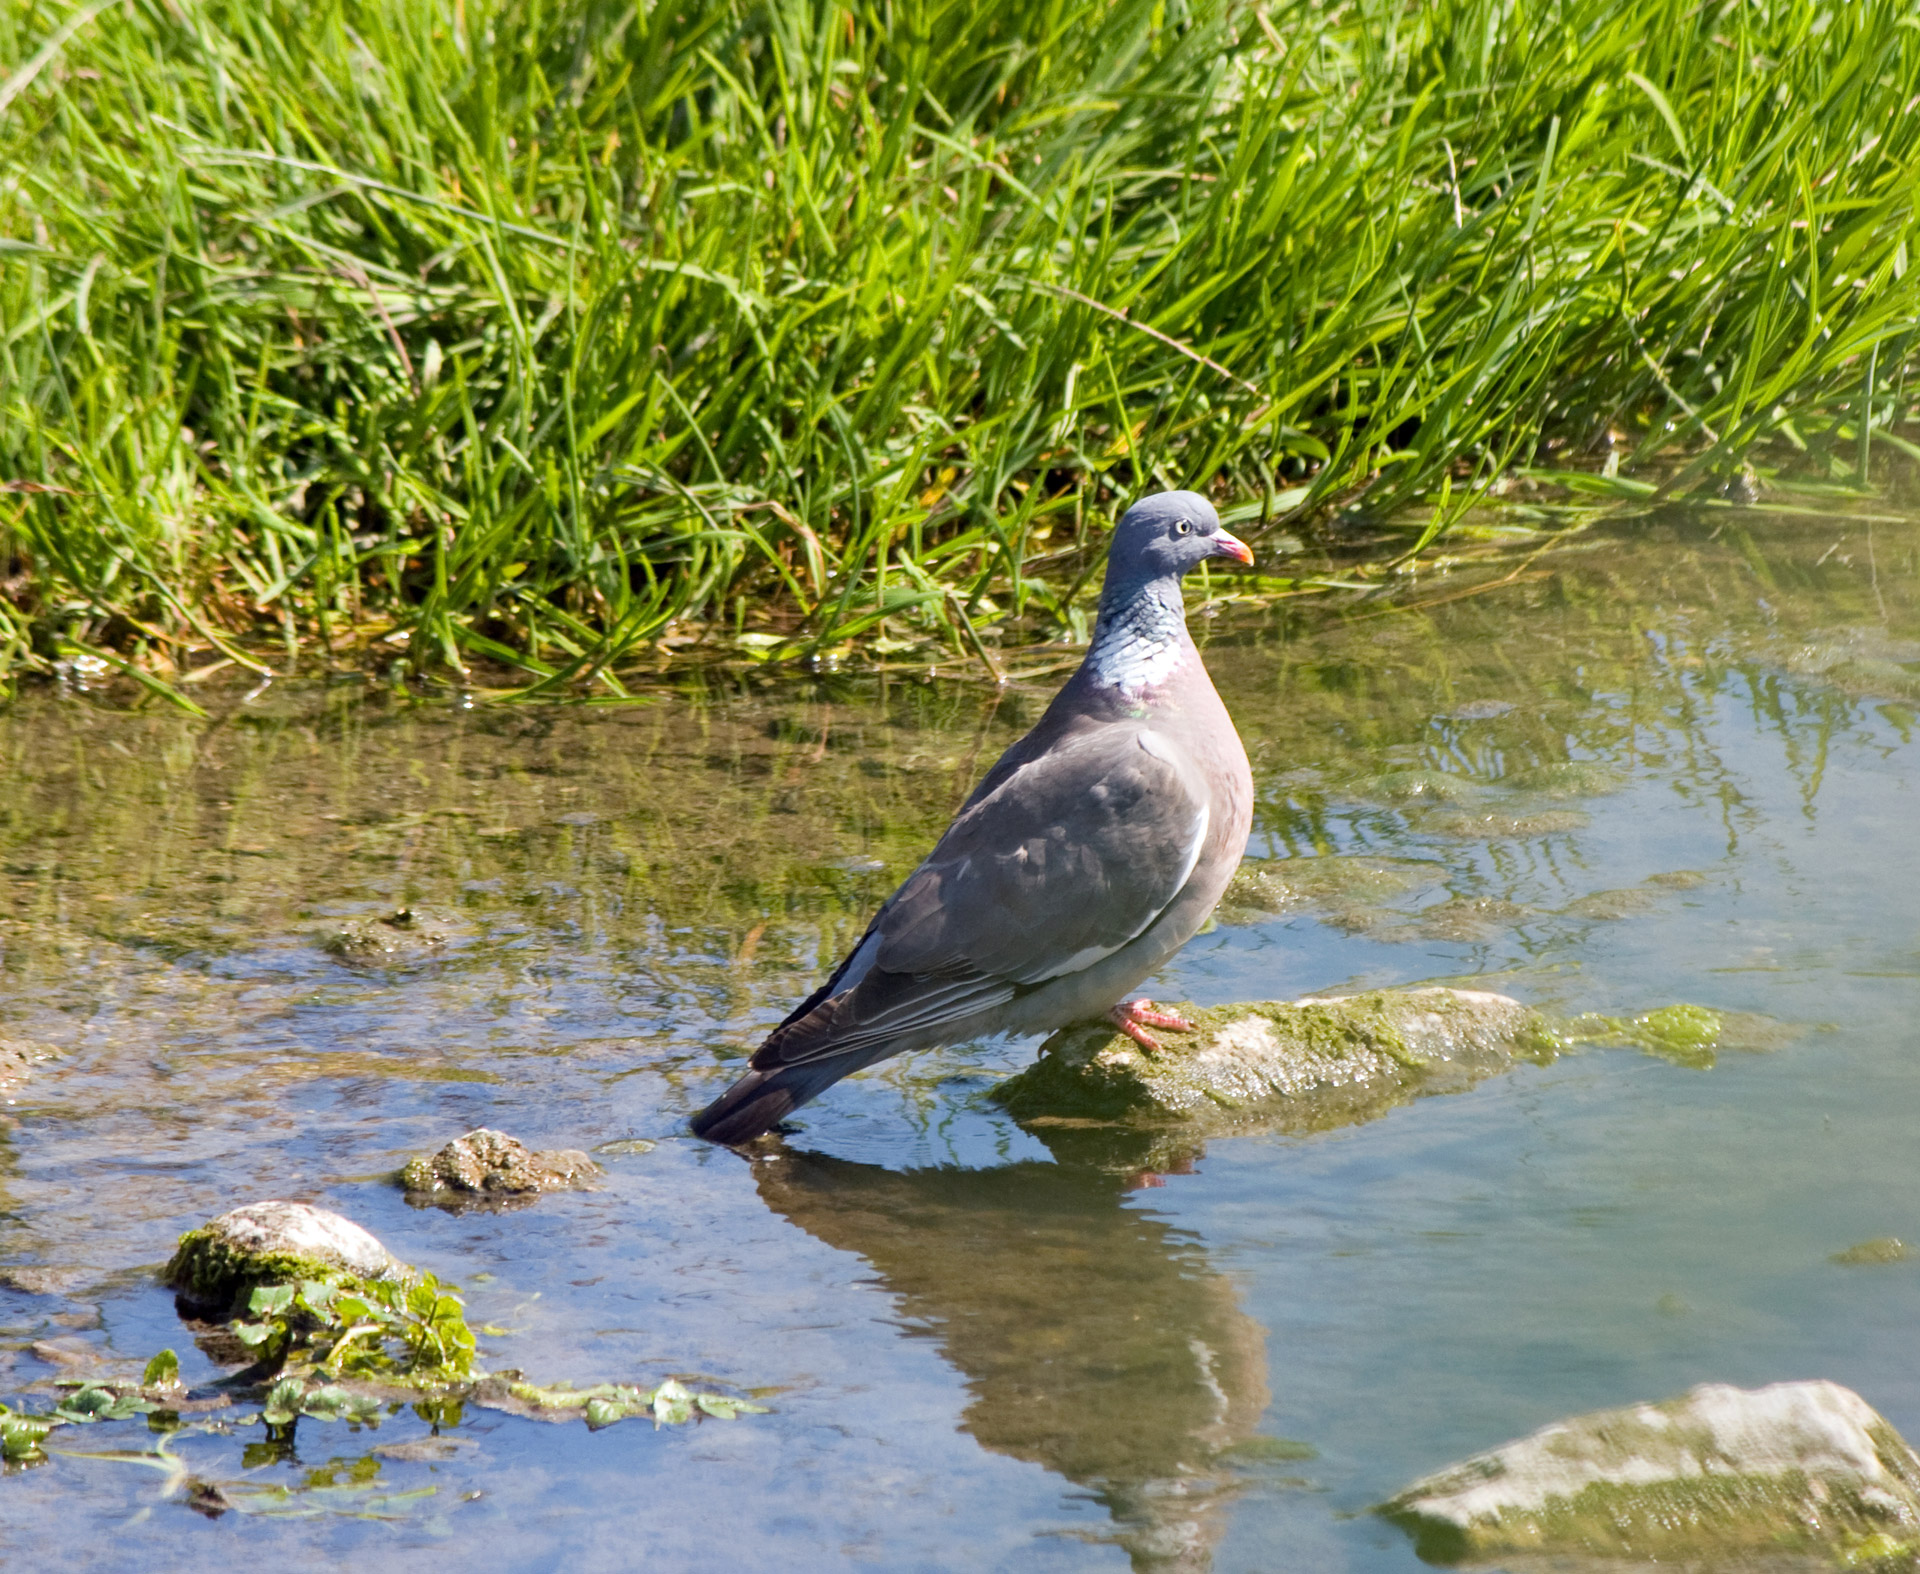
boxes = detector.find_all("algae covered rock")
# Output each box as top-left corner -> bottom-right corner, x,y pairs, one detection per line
321,906 -> 468,963
164,1200 -> 395,1314
993,988 -> 1556,1134
400,1128 -> 598,1207
1382,1380 -> 1920,1569
1215,854 -> 1444,926
0,1036 -> 60,1096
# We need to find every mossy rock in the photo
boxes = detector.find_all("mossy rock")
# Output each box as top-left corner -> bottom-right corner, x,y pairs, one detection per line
1363,768 -> 1486,804
1501,761 -> 1629,798
1381,1380 -> 1920,1569
321,906 -> 469,963
1214,855 -> 1444,926
400,1128 -> 599,1210
0,1036 -> 59,1095
993,988 -> 1558,1136
163,1200 -> 396,1315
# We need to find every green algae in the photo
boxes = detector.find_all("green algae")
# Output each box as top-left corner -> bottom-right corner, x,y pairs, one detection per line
1392,1467 -> 1914,1565
1215,855 -> 1445,926
1560,887 -> 1659,921
163,1229 -> 386,1318
165,1233 -> 361,1317
174,1256 -> 766,1432
1500,762 -> 1631,797
1364,769 -> 1486,804
1563,1004 -> 1725,1068
1420,807 -> 1591,839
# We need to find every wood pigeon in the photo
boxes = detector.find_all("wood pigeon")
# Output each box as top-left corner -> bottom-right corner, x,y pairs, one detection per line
691,490 -> 1254,1143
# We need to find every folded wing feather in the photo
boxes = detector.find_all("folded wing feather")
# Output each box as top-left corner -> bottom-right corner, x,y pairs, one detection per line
750,724 -> 1208,1071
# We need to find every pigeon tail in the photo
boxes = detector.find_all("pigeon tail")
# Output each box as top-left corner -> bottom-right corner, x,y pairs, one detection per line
688,1056 -> 865,1144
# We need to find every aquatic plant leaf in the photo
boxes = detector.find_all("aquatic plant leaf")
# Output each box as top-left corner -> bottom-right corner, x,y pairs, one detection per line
142,1349 -> 182,1389
694,1395 -> 770,1420
298,1385 -> 382,1423
249,1284 -> 297,1317
1,1413 -> 55,1461
262,1379 -> 306,1426
52,1385 -> 118,1421
583,1398 -> 629,1429
650,1379 -> 695,1427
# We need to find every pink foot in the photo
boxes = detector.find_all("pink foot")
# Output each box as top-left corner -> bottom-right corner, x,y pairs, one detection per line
1107,998 -> 1197,1053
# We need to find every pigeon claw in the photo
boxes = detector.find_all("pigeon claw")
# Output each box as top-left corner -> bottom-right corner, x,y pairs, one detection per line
1108,998 -> 1197,1053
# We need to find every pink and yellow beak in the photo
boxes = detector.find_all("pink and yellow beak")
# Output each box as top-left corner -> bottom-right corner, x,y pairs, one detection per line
1209,527 -> 1254,566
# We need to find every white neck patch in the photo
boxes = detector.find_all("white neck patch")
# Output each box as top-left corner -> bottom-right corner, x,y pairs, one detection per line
1086,582 -> 1191,696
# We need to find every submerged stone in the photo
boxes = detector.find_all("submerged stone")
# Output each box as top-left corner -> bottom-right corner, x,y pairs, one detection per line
1502,761 -> 1630,797
164,1201 -> 395,1314
321,906 -> 468,963
1562,887 -> 1659,921
1645,868 -> 1711,890
1422,807 -> 1590,839
0,1036 -> 59,1096
993,988 -> 1556,1135
1382,1380 -> 1920,1568
1566,1003 -> 1725,1068
400,1128 -> 598,1206
1399,896 -> 1536,942
1832,1238 -> 1910,1267
1215,854 -> 1444,926
1365,768 -> 1485,803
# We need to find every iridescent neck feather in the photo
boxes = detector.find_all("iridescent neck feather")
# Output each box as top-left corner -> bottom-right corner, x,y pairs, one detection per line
1086,574 -> 1191,696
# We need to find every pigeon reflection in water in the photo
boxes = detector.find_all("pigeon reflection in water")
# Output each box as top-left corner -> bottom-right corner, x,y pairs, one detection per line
753,1147 -> 1272,1572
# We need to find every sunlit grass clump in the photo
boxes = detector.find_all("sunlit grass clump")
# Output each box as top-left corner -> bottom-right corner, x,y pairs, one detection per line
3,0 -> 1919,698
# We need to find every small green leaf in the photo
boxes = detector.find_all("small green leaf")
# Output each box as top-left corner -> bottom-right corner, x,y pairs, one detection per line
694,1395 -> 770,1420
1,1414 -> 55,1460
262,1378 -> 305,1427
650,1378 -> 695,1427
583,1398 -> 628,1429
231,1321 -> 276,1347
142,1349 -> 181,1389
249,1284 -> 296,1316
55,1386 -> 115,1420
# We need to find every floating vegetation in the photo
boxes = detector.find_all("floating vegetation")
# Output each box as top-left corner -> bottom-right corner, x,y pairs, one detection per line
230,1276 -> 477,1385
470,1376 -> 769,1430
1831,1239 -> 1912,1268
0,1353 -> 185,1465
1563,1004 -> 1726,1068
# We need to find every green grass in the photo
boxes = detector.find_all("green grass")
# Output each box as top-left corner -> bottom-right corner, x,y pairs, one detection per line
3,0 -> 1919,700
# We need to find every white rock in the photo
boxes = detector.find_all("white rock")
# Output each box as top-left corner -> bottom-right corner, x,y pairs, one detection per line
207,1201 -> 393,1277
1386,1380 -> 1920,1564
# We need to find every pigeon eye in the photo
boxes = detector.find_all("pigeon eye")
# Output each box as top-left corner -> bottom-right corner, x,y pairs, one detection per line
1176,521 -> 1191,535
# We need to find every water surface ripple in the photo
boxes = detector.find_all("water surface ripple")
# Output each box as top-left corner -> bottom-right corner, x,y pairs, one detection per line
4,510 -> 1920,1570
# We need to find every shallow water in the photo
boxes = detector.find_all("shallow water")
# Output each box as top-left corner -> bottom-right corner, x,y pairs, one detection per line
5,505 -> 1920,1570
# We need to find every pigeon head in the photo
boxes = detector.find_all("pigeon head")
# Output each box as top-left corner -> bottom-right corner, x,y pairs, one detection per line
1085,491 -> 1255,695
1102,492 -> 1253,596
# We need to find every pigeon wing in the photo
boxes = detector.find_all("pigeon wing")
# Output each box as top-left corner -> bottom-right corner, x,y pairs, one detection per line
751,724 -> 1209,1070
